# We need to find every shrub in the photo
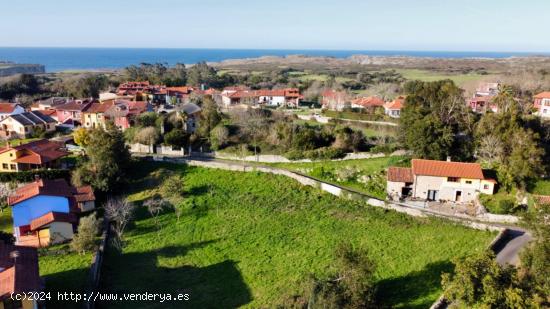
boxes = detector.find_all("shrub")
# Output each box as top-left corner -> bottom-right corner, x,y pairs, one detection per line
133,126 -> 160,145
164,129 -> 189,148
0,169 -> 70,183
210,125 -> 229,150
70,214 -> 102,254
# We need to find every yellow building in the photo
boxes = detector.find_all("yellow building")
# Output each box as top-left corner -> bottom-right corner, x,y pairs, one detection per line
0,139 -> 68,172
81,101 -> 114,129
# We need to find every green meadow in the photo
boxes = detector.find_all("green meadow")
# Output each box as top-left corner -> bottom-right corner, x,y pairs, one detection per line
97,161 -> 494,308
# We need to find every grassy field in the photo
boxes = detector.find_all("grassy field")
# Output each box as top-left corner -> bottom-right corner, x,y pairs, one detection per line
393,69 -> 494,86
270,156 -> 407,199
38,245 -> 92,309
0,207 -> 12,233
532,180 -> 550,195
99,161 -> 494,308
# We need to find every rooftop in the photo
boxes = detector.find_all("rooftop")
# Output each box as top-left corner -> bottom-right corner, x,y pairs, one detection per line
411,159 -> 485,179
0,244 -> 41,299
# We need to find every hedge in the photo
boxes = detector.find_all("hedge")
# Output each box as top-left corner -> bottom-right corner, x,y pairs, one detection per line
0,169 -> 71,183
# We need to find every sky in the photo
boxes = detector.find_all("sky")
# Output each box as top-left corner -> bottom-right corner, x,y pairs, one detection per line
1,0 -> 549,52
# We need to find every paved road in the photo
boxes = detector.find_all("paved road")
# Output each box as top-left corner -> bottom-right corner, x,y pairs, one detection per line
495,229 -> 533,266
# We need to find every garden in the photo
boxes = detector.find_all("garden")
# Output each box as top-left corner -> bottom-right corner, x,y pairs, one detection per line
96,161 -> 494,308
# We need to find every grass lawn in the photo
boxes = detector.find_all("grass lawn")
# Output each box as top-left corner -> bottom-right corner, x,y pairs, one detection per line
531,180 -> 550,195
270,156 -> 408,199
393,69 -> 495,86
39,244 -> 92,309
99,161 -> 494,308
0,207 -> 13,233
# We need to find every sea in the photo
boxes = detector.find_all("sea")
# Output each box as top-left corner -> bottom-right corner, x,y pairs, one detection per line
0,47 -> 549,73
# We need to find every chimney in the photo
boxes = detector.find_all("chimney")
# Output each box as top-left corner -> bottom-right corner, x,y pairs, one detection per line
446,156 -> 452,162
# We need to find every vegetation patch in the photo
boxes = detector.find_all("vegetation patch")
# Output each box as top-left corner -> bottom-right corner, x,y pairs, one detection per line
99,161 -> 494,308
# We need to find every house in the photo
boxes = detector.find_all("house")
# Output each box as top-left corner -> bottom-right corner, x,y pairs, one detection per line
475,82 -> 500,97
165,86 -> 194,104
533,92 -> 550,119
81,101 -> 114,129
257,88 -> 302,107
31,97 -> 71,111
0,244 -> 43,309
321,90 -> 349,111
116,81 -> 151,96
350,96 -> 385,111
384,96 -> 405,118
103,100 -> 151,130
469,96 -> 498,113
387,159 -> 496,203
0,111 -> 57,138
0,103 -> 25,120
178,103 -> 201,133
0,139 -> 69,172
221,90 -> 258,107
8,178 -> 95,247
53,99 -> 92,128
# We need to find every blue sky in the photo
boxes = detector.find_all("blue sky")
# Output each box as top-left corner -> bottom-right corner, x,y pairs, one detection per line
1,0 -> 548,51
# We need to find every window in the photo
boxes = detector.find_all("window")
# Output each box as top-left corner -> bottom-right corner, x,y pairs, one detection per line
447,177 -> 459,182
465,180 -> 472,184
483,184 -> 490,190
10,164 -> 16,170
2,163 -> 7,169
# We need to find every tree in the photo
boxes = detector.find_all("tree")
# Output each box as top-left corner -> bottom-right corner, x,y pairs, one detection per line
136,112 -> 158,127
143,197 -> 168,230
104,196 -> 135,250
308,244 -> 377,308
0,74 -> 41,100
210,125 -> 229,150
134,126 -> 160,145
399,80 -> 474,161
442,249 -> 546,308
58,74 -> 108,98
70,214 -> 101,254
475,89 -> 545,190
164,129 -> 189,148
72,122 -> 131,193
73,128 -> 91,147
197,96 -> 221,138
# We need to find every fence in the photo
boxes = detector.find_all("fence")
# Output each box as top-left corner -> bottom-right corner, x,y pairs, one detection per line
83,218 -> 110,309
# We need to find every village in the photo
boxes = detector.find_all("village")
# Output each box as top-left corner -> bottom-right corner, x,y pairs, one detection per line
0,67 -> 548,308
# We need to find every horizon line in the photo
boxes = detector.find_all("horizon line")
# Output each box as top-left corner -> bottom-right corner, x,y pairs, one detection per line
1,46 -> 550,54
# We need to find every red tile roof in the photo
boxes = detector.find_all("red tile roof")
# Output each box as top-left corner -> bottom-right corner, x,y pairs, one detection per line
0,139 -> 68,165
384,96 -> 405,110
352,96 -> 385,108
85,101 -> 114,113
30,211 -> 77,231
387,167 -> 413,182
54,100 -> 92,112
534,91 -> 550,99
74,185 -> 95,203
8,179 -> 75,205
411,159 -> 485,179
0,244 -> 42,299
0,103 -> 19,114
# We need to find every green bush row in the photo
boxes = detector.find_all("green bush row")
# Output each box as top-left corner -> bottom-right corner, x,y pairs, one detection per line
0,169 -> 70,183
284,147 -> 345,161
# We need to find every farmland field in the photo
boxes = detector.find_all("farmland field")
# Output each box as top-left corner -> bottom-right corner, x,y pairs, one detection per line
98,161 -> 494,308
39,244 -> 92,309
392,69 -> 495,86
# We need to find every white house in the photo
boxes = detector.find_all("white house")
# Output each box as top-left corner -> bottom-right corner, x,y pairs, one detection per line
387,159 -> 496,203
384,96 -> 405,118
0,111 -> 57,138
0,102 -> 25,120
534,92 -> 550,119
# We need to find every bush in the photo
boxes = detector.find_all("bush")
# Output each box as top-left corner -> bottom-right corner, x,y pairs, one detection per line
370,143 -> 399,154
164,129 -> 189,148
284,147 -> 345,161
0,169 -> 70,183
210,125 -> 229,150
70,214 -> 102,254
